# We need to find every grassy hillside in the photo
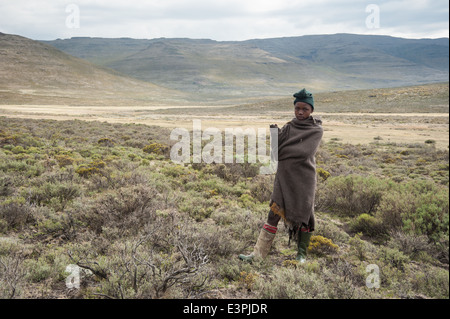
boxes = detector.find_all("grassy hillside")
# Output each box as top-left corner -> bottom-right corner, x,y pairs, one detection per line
0,116 -> 448,299
0,33 -> 192,105
151,82 -> 449,115
43,34 -> 449,98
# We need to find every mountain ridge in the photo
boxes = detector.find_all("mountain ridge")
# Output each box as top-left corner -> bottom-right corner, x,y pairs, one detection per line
41,33 -> 449,98
0,33 -> 193,105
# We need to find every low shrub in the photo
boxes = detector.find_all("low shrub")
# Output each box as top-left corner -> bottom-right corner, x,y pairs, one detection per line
317,167 -> 331,181
76,160 -> 106,178
377,180 -> 449,244
203,163 -> 260,184
412,266 -> 449,299
387,230 -> 431,260
72,215 -> 211,299
378,246 -> 410,271
216,257 -> 252,283
0,197 -> 35,230
0,239 -> 26,298
0,175 -> 13,197
143,143 -> 169,156
308,235 -> 339,256
239,271 -> 259,291
177,192 -> 216,221
316,175 -> 389,217
23,182 -> 81,211
314,220 -> 350,246
55,154 -> 75,167
249,175 -> 274,203
349,213 -> 386,239
24,258 -> 53,283
97,138 -> 115,147
83,185 -> 159,234
255,267 -> 328,299
11,146 -> 26,154
348,233 -> 370,261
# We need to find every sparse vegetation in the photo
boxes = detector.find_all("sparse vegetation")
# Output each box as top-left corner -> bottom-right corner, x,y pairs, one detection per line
0,114 -> 448,299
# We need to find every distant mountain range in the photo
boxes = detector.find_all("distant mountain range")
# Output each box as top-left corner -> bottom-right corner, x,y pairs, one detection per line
42,33 -> 449,99
0,32 -> 448,105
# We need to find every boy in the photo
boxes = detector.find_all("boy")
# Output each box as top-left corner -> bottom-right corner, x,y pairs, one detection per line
239,88 -> 323,263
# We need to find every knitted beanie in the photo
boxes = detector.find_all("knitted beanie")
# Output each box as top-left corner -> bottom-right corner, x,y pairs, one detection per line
293,88 -> 314,109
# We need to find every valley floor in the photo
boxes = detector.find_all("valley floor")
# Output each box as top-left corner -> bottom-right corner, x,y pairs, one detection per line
0,104 -> 448,149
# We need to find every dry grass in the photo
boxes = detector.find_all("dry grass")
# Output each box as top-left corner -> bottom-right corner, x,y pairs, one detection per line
0,114 -> 448,300
0,109 -> 447,149
0,83 -> 448,300
1,83 -> 447,148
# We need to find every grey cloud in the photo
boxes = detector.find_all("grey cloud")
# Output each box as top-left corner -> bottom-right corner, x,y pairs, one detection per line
0,0 -> 447,40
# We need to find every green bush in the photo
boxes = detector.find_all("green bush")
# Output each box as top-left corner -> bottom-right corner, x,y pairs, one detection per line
377,180 -> 449,244
308,235 -> 339,256
404,203 -> 448,243
23,182 -> 81,211
24,258 -> 52,283
178,192 -> 216,221
76,160 -> 106,178
238,193 -> 256,209
316,175 -> 390,217
249,175 -> 274,203
317,167 -> 331,181
55,154 -> 75,167
97,138 -> 115,147
11,146 -> 26,154
78,185 -> 160,234
350,213 -> 386,238
0,159 -> 28,173
0,197 -> 35,230
412,266 -> 449,299
202,162 -> 260,184
255,267 -> 328,299
348,233 -> 369,261
0,239 -> 27,298
0,175 -> 13,197
378,246 -> 410,271
143,143 -> 169,156
387,231 -> 431,260
161,164 -> 190,178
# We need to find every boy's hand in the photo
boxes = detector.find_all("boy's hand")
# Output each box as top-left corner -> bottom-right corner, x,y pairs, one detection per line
270,124 -> 278,128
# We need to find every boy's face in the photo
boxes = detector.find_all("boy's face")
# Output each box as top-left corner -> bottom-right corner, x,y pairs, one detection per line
294,102 -> 313,120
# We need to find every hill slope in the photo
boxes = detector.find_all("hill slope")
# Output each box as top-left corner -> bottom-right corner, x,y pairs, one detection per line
43,34 -> 449,98
0,33 -> 192,105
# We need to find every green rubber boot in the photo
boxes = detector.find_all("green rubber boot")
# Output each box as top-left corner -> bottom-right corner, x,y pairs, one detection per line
238,253 -> 255,263
239,225 -> 276,263
296,231 -> 312,263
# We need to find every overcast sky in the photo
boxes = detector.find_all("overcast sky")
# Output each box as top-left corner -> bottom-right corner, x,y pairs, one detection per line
0,0 -> 448,41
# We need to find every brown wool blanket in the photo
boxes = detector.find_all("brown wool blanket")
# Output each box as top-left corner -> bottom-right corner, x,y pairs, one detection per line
270,116 -> 323,234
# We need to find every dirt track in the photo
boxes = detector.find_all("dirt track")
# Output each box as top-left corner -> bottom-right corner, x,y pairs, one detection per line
1,104 -> 448,149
